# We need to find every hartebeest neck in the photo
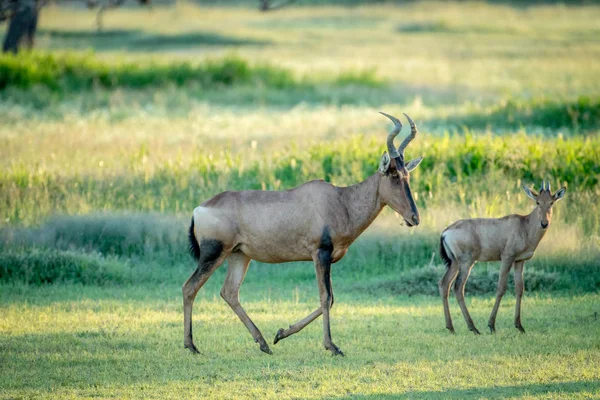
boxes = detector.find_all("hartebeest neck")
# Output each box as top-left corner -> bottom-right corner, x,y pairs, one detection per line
339,173 -> 385,242
524,208 -> 548,246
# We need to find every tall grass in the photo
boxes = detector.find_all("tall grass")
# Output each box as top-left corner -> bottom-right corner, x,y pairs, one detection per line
2,133 -> 598,232
2,213 -> 598,291
0,52 -> 384,92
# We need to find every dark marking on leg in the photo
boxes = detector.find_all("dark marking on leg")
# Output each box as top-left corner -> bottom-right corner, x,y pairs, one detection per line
182,238 -> 225,354
317,226 -> 343,356
319,226 -> 333,254
199,239 -> 224,270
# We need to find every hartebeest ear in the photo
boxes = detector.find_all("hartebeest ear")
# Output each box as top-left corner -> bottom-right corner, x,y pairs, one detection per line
522,184 -> 538,201
405,156 -> 424,172
553,187 -> 566,201
379,152 -> 391,173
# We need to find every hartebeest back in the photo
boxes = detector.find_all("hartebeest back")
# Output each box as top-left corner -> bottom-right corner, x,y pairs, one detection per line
184,112 -> 424,356
438,181 -> 566,334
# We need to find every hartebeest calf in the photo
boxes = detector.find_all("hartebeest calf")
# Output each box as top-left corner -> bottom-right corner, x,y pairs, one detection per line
439,181 -> 566,334
184,112 -> 424,356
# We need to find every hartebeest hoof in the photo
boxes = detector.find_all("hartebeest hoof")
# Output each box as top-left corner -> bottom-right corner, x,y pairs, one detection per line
184,343 -> 201,354
446,326 -> 455,334
488,324 -> 496,334
325,343 -> 344,356
256,338 -> 273,354
273,328 -> 285,345
260,343 -> 273,355
471,327 -> 481,335
515,324 -> 526,333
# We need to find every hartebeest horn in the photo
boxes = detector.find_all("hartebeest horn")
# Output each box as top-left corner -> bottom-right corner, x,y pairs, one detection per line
539,181 -> 544,192
397,113 -> 418,157
546,181 -> 551,192
379,111 -> 402,159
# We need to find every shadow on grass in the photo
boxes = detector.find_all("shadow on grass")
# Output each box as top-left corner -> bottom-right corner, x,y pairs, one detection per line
427,96 -> 600,133
39,29 -> 270,51
250,15 -> 383,30
350,381 -> 600,399
396,21 -> 514,35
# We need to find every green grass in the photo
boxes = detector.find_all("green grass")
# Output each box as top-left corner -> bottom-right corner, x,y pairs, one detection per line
0,52 -> 385,92
1,2 -> 600,398
1,286 -> 599,399
2,133 -> 599,234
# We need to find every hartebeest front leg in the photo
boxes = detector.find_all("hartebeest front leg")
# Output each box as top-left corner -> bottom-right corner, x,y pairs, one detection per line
221,252 -> 272,355
488,257 -> 515,333
513,261 -> 526,333
314,248 -> 343,356
273,307 -> 324,344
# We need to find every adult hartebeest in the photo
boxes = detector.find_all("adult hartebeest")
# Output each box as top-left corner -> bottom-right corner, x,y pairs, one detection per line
439,181 -> 566,334
184,112 -> 424,356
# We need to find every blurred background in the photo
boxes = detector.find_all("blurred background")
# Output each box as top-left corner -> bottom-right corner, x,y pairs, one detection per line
1,1 -> 599,398
1,0 -> 598,289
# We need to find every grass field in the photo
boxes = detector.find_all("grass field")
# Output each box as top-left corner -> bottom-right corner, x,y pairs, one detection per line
1,1 -> 599,399
1,287 -> 599,399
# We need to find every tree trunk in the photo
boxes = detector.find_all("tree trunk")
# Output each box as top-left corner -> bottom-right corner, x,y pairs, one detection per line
2,0 -> 38,53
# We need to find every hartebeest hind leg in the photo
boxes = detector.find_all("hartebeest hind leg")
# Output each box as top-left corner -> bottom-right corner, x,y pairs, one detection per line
513,261 -> 526,333
454,260 -> 480,334
182,241 -> 228,354
220,252 -> 272,354
439,261 -> 460,333
488,257 -> 515,333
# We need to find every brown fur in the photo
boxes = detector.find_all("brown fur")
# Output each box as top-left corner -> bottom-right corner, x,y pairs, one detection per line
438,184 -> 566,334
183,113 -> 424,356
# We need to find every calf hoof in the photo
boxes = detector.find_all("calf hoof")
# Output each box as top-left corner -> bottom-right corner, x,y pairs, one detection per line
515,324 -> 526,333
325,343 -> 344,356
184,342 -> 201,354
446,326 -> 455,334
470,327 -> 481,335
273,328 -> 285,345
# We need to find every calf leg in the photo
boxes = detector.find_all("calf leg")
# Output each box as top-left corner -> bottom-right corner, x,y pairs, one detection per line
488,257 -> 515,333
454,260 -> 479,334
182,239 -> 227,354
221,252 -> 272,354
513,261 -> 526,333
439,260 -> 460,333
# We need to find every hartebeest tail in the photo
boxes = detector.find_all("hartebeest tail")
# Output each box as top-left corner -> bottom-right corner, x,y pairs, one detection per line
439,234 -> 452,269
438,181 -> 566,335
182,112 -> 425,356
188,218 -> 201,261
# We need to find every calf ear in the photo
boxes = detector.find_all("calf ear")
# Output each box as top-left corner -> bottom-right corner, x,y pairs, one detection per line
522,184 -> 538,201
553,187 -> 566,201
378,152 -> 391,173
405,156 -> 424,172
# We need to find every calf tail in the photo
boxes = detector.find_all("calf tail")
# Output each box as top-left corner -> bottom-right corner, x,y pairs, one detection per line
188,217 -> 201,262
440,233 -> 453,268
